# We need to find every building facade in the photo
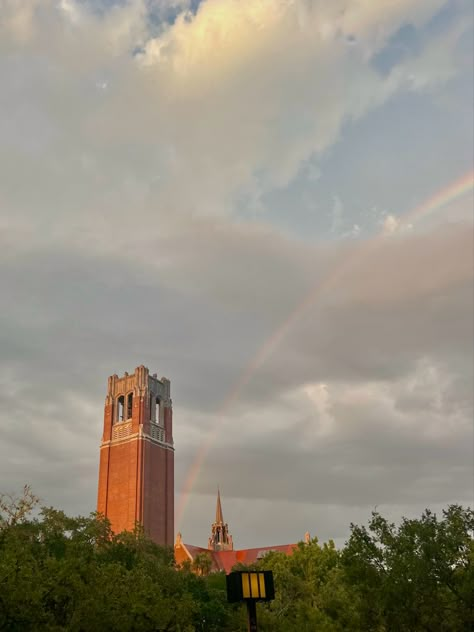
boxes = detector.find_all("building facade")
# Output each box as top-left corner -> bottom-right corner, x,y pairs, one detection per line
175,490 -> 301,573
97,366 -> 174,546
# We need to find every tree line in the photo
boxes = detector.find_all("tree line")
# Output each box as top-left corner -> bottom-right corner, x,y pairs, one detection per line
0,486 -> 472,631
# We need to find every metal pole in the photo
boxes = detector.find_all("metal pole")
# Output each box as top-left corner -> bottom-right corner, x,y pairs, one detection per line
247,600 -> 257,632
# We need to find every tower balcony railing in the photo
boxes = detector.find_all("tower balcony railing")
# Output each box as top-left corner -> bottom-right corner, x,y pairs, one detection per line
110,420 -> 167,444
149,422 -> 165,443
112,420 -> 132,441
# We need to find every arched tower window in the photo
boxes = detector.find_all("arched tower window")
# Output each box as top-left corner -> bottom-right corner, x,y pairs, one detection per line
149,394 -> 161,423
117,395 -> 125,422
126,392 -> 133,420
149,392 -> 155,422
156,396 -> 161,424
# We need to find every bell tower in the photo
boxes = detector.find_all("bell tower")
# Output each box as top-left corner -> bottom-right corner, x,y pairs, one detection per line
97,366 -> 174,546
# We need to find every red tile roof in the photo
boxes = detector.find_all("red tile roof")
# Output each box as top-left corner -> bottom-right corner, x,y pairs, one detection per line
176,542 -> 297,574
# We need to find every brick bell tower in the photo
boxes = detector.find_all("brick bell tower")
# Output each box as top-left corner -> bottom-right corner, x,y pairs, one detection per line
97,366 -> 174,546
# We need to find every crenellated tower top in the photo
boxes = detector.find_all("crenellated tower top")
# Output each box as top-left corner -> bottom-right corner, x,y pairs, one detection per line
101,365 -> 173,447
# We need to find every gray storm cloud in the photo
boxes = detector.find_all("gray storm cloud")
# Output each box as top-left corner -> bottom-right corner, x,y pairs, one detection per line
1,0 -> 472,547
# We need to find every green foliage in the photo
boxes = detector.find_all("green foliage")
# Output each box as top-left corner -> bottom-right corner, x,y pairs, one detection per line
0,498 -> 231,631
343,505 -> 474,631
192,552 -> 213,576
253,538 -> 350,631
0,489 -> 472,631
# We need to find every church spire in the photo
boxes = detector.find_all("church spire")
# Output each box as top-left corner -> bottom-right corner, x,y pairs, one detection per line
208,487 -> 233,552
215,487 -> 224,524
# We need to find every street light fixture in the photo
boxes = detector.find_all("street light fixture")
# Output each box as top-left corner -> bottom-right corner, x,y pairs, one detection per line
226,570 -> 275,632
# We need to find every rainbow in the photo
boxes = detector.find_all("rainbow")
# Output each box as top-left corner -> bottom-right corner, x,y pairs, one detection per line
402,170 -> 474,227
176,170 -> 474,528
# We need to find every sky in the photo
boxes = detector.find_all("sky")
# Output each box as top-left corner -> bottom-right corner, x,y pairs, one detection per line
0,0 -> 473,549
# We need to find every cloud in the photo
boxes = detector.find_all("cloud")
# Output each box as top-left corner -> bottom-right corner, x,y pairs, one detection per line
187,357 -> 472,507
1,0 -> 466,251
4,214 -> 471,526
0,0 -> 472,547
383,213 -> 400,234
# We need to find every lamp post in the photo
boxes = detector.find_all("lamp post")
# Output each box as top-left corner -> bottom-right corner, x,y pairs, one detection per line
226,570 -> 275,632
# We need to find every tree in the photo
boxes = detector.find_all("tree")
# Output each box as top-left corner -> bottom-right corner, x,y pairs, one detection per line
343,505 -> 474,631
253,538 -> 352,631
0,491 -> 233,631
192,551 -> 213,576
0,485 -> 39,528
1,487 -> 472,631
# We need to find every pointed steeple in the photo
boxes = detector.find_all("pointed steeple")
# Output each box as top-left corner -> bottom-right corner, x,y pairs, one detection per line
215,487 -> 224,525
208,487 -> 233,552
